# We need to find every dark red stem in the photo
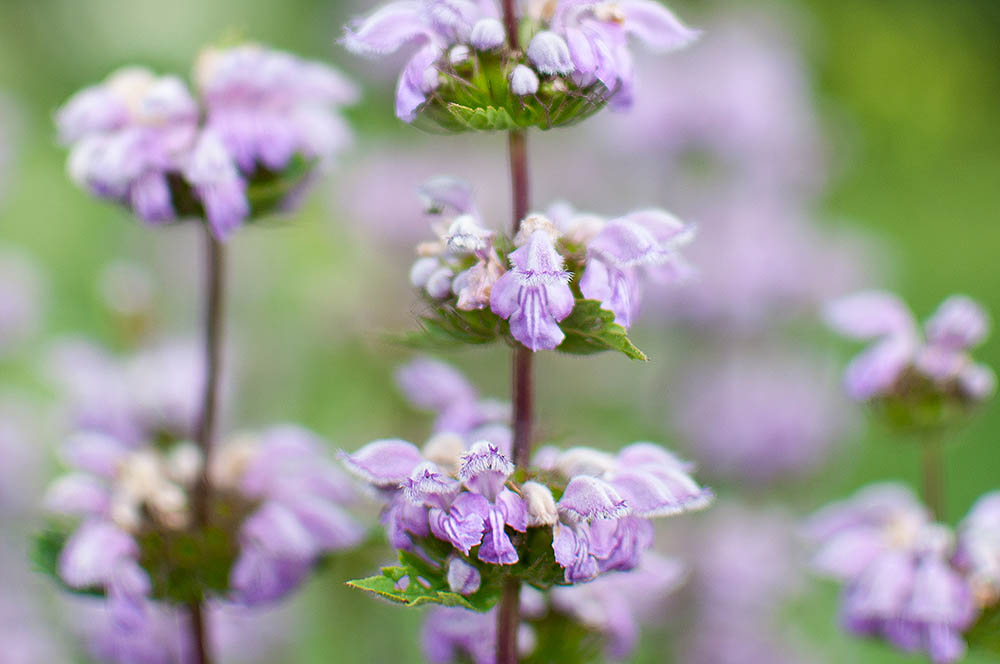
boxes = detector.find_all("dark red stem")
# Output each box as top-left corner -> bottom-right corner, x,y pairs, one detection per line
189,225 -> 226,664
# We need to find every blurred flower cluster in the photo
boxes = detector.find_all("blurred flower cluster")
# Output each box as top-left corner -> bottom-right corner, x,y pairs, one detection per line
57,45 -> 357,238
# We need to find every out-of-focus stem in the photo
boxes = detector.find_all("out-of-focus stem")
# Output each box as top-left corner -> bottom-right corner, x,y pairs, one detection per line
921,433 -> 945,521
190,225 -> 226,664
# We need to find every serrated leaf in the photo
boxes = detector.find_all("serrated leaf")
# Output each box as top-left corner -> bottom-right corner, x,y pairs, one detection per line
557,299 -> 648,361
347,550 -> 501,611
394,305 -> 503,350
447,103 -> 520,131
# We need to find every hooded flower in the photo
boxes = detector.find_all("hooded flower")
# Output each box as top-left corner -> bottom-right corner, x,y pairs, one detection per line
547,442 -> 711,582
457,442 -> 527,564
824,292 -> 995,402
490,228 -> 574,351
534,0 -> 700,108
342,0 -> 498,121
578,208 -> 695,328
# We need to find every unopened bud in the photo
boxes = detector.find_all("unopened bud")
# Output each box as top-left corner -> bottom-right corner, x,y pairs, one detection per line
522,481 -> 558,527
422,433 -> 466,475
446,556 -> 481,595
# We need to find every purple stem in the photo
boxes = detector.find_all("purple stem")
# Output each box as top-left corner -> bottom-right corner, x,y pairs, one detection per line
190,225 -> 226,664
497,126 -> 531,663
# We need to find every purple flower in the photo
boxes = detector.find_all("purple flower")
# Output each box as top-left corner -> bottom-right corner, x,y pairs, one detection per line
72,599 -> 290,664
956,491 -> 1000,606
550,552 -> 685,659
806,484 -> 978,663
490,228 -> 574,351
805,483 -> 930,583
579,209 -> 694,328
342,0 -> 496,121
458,442 -> 526,564
196,44 -> 357,174
825,291 -> 995,402
182,130 -> 249,239
340,438 -> 427,489
228,426 -> 364,604
58,67 -> 199,224
422,606 -> 497,664
539,0 -> 699,108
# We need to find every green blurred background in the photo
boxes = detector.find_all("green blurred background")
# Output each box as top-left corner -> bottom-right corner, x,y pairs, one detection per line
1,0 -> 999,661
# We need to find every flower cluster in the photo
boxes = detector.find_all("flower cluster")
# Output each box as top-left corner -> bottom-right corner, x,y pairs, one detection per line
410,178 -> 694,351
43,424 -> 363,622
342,0 -> 698,130
804,484 -> 1000,663
422,552 -> 684,663
40,341 -> 362,640
825,292 -> 995,429
57,45 -> 357,238
343,359 -> 711,592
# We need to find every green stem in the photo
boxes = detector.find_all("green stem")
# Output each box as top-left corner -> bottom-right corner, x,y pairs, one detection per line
921,432 -> 946,521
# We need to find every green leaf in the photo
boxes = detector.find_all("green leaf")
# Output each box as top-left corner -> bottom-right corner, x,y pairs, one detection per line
394,305 -> 503,350
557,299 -> 648,361
347,550 -> 502,611
31,528 -> 105,598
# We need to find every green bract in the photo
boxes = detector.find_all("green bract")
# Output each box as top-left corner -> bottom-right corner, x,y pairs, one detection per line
412,52 -> 611,134
347,528 -> 566,611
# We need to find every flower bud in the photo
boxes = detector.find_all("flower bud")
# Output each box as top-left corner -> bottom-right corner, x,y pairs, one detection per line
470,18 -> 506,51
446,556 -> 481,595
510,65 -> 540,96
426,266 -> 455,299
422,432 -> 466,475
410,257 -> 440,289
166,441 -> 203,486
522,481 -> 558,527
513,214 -> 559,247
526,31 -> 573,75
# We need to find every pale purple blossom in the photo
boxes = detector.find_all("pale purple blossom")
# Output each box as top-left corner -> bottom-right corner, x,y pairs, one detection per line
805,484 -> 978,663
490,228 -> 574,351
825,292 -> 995,402
342,0 -> 498,121
226,426 -> 364,604
196,44 -> 357,174
956,492 -> 1000,607
550,552 -> 685,659
548,443 -> 711,582
535,0 -> 699,108
71,598 -> 290,664
572,207 -> 694,328
57,67 -> 199,224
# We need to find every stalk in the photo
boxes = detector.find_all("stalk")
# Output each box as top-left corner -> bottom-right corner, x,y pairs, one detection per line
189,225 -> 226,664
921,432 -> 946,521
497,124 -> 532,662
